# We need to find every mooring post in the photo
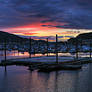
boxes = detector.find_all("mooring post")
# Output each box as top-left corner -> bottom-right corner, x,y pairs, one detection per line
55,34 -> 58,63
47,38 -> 49,57
29,37 -> 32,58
4,39 -> 7,72
75,39 -> 78,60
17,40 -> 19,56
80,40 -> 83,52
33,47 -> 35,55
89,40 -> 91,58
14,41 -> 16,56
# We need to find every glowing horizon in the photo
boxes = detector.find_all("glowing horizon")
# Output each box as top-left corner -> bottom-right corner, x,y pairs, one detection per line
1,23 -> 92,41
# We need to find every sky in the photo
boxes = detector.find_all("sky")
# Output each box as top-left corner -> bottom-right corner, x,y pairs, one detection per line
0,0 -> 92,41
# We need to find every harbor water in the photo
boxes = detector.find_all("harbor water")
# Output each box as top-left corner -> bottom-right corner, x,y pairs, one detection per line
0,50 -> 92,92
0,64 -> 92,92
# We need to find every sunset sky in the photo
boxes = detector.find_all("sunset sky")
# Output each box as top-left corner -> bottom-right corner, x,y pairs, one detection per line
0,0 -> 92,41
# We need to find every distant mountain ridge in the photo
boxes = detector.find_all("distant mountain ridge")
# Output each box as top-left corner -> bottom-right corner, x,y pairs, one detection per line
68,32 -> 92,43
0,31 -> 47,44
0,31 -> 28,42
76,32 -> 92,40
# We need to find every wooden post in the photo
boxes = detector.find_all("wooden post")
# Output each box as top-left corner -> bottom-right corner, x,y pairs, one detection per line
29,37 -> 32,58
75,39 -> 78,60
33,47 -> 35,55
14,42 -> 16,56
4,39 -> 7,72
89,40 -> 91,58
4,40 -> 7,61
55,34 -> 58,63
47,38 -> 49,57
80,40 -> 83,52
17,40 -> 19,56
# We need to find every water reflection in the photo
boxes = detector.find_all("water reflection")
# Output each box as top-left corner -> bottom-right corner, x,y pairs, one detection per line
0,50 -> 91,63
0,64 -> 92,92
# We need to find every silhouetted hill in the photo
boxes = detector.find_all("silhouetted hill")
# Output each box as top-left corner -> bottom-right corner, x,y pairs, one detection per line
0,31 -> 29,43
0,31 -> 48,44
0,31 -> 66,45
76,32 -> 92,40
68,32 -> 92,44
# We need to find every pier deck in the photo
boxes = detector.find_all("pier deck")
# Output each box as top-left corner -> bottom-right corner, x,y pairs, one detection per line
0,56 -> 92,72
0,56 -> 92,65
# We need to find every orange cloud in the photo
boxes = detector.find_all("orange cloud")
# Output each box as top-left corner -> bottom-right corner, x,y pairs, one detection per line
22,32 -> 37,36
2,21 -> 81,41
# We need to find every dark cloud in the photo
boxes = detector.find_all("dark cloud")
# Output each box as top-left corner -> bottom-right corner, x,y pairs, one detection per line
0,0 -> 92,29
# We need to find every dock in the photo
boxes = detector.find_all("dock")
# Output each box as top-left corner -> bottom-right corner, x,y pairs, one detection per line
0,56 -> 92,72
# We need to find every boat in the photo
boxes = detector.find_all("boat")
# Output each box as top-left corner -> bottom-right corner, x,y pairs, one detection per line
38,64 -> 82,72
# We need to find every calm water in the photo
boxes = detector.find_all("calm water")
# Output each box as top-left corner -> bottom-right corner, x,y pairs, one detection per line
0,64 -> 92,92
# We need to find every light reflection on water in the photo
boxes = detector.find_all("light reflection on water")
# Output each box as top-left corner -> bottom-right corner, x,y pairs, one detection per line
0,50 -> 73,62
0,64 -> 92,92
0,50 -> 91,62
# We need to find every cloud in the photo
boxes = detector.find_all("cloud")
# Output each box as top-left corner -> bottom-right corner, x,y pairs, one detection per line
0,0 -> 92,30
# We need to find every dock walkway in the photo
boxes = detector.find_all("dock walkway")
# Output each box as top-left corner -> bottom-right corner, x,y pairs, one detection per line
0,56 -> 92,66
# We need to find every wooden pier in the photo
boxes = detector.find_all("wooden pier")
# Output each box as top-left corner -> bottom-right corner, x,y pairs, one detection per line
0,56 -> 92,72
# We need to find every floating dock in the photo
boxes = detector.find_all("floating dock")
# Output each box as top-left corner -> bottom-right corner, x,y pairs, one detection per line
0,56 -> 92,72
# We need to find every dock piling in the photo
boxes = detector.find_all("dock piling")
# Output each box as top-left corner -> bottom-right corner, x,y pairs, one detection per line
47,38 -> 49,57
56,34 -> 58,63
29,37 -> 32,58
4,39 -> 7,71
75,39 -> 79,60
89,40 -> 91,58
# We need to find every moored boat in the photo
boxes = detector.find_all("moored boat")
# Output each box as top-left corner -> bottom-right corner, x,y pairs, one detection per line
38,64 -> 82,72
